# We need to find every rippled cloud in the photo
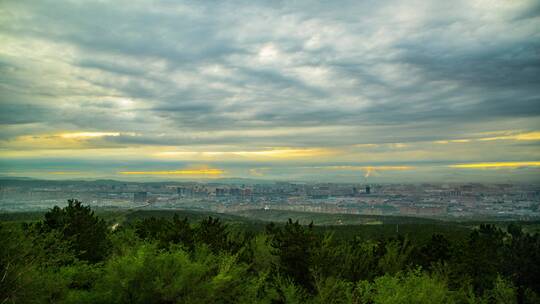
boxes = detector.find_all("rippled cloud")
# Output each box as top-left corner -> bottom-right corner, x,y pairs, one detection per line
1,0 -> 539,182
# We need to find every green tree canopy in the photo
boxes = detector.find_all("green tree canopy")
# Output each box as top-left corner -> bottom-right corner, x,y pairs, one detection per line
38,199 -> 111,263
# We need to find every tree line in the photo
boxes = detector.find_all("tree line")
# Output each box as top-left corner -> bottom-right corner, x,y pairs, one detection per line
1,199 -> 539,303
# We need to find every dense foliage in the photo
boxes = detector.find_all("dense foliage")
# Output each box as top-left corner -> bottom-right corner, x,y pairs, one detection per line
1,201 -> 540,303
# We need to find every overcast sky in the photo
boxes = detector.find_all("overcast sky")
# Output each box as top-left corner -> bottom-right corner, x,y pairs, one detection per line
1,0 -> 539,182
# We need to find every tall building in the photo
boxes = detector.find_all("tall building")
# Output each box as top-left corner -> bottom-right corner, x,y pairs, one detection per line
177,187 -> 193,197
133,191 -> 148,203
365,185 -> 371,194
229,188 -> 241,197
215,188 -> 227,197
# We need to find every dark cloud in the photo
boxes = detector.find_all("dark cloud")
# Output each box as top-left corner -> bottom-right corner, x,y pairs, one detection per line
0,104 -> 50,125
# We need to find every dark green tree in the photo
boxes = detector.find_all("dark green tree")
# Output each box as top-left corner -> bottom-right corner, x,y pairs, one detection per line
416,234 -> 452,270
503,224 -> 540,303
134,217 -> 171,241
0,223 -> 76,303
453,224 -> 505,295
39,199 -> 111,263
340,238 -> 380,282
163,215 -> 194,250
267,219 -> 317,292
195,216 -> 230,253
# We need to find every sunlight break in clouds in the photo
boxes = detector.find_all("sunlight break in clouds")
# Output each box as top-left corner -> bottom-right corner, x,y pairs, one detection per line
155,148 -> 334,160
118,167 -> 225,176
449,162 -> 540,169
478,132 -> 540,142
47,171 -> 85,175
320,166 -> 415,171
59,132 -> 121,138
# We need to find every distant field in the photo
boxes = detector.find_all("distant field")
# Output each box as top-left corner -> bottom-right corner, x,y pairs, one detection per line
229,209 -> 474,241
232,209 -> 443,225
2,207 -> 539,242
0,211 -> 46,222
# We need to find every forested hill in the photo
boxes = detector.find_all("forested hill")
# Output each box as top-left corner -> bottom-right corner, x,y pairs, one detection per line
2,201 -> 540,303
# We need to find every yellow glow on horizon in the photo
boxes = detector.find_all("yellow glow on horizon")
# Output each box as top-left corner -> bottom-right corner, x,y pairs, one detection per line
48,171 -> 84,175
434,131 -> 540,144
118,168 -> 224,176
515,132 -> 540,141
324,165 -> 415,171
479,131 -> 540,141
449,162 -> 540,169
156,148 -> 334,160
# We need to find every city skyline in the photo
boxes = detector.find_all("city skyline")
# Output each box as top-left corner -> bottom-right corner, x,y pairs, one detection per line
1,0 -> 540,182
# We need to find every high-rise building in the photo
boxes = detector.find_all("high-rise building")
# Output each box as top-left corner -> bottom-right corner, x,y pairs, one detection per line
229,188 -> 241,197
133,191 -> 148,203
177,187 -> 193,197
215,188 -> 227,197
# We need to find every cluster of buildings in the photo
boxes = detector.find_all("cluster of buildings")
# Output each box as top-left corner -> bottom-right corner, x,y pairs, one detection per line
1,179 -> 539,219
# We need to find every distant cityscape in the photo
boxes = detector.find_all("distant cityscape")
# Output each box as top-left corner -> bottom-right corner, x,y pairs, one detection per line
1,179 -> 539,220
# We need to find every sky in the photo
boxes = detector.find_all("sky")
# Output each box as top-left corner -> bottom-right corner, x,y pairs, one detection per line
0,0 -> 539,183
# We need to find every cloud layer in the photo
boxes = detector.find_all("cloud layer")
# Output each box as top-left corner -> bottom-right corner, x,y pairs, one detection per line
1,0 -> 539,182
